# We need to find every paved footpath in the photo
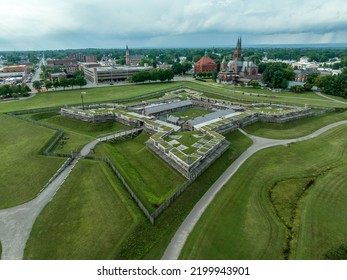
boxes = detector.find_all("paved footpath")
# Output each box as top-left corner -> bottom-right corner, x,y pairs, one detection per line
0,139 -> 95,260
161,120 -> 347,260
0,158 -> 79,260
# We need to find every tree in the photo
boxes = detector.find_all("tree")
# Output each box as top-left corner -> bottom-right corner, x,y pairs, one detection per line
53,80 -> 60,90
306,73 -> 319,85
171,62 -> 183,75
72,70 -> 84,78
249,81 -> 260,88
211,70 -> 218,81
44,80 -> 53,90
262,62 -> 292,88
182,62 -> 192,74
157,69 -> 167,82
68,78 -> 78,89
164,69 -> 174,81
32,81 -> 42,91
59,78 -> 69,90
139,58 -> 152,66
75,77 -> 87,89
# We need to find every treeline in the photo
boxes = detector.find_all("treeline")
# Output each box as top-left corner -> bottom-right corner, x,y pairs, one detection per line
318,70 -> 347,98
261,62 -> 294,88
0,83 -> 31,98
2,46 -> 347,68
33,77 -> 87,91
131,69 -> 174,83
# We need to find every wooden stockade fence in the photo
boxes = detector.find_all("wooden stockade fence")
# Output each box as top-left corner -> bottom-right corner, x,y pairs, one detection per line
83,155 -> 155,224
98,127 -> 143,143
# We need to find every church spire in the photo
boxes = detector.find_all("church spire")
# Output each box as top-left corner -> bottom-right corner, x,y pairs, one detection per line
125,45 -> 130,66
236,36 -> 242,49
233,36 -> 242,61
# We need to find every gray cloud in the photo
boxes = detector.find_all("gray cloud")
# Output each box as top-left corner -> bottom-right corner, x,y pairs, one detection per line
0,0 -> 346,49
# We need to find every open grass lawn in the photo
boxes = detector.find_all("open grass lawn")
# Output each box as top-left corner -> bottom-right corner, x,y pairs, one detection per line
187,81 -> 347,108
25,111 -> 128,153
0,83 -> 181,113
19,130 -> 252,260
292,164 -> 347,259
244,110 -> 347,139
94,132 -> 187,211
180,124 -> 347,259
114,130 -> 253,260
24,160 -> 141,259
0,114 -> 65,209
171,107 -> 213,121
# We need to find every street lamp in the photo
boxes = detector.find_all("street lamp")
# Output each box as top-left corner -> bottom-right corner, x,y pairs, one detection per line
81,91 -> 86,110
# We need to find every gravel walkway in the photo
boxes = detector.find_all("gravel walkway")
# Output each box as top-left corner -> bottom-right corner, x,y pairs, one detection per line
161,120 -> 347,260
0,138 -> 98,260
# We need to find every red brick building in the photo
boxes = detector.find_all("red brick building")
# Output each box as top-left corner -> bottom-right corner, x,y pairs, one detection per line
194,55 -> 217,73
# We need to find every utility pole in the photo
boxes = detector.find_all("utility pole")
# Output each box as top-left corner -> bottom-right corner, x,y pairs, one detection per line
81,91 -> 86,110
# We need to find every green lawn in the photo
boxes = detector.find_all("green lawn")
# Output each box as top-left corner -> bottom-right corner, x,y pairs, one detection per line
243,110 -> 347,139
94,132 -> 187,211
0,83 -> 181,113
188,81 -> 347,108
0,114 -> 65,209
180,124 -> 347,260
292,164 -> 347,259
115,130 -> 253,260
24,160 -> 140,259
22,130 -> 252,260
171,107 -> 213,121
25,111 -> 128,153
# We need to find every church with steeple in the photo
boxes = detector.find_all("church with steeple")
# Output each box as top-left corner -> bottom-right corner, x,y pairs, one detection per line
219,37 -> 259,83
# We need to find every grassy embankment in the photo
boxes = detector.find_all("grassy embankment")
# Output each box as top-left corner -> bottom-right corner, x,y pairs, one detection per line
94,132 -> 186,211
0,82 -> 181,113
24,130 -> 253,259
24,160 -> 140,259
3,82 -> 346,259
244,110 -> 347,139
0,114 -> 65,209
1,81 -> 346,115
189,81 -> 347,108
180,124 -> 347,260
25,111 -> 128,153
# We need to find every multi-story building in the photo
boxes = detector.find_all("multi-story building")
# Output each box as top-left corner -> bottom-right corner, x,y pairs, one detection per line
83,65 -> 152,84
219,37 -> 259,82
194,53 -> 217,73
46,58 -> 79,74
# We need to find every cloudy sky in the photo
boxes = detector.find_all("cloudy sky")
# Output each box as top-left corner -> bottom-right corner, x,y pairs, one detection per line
0,0 -> 347,50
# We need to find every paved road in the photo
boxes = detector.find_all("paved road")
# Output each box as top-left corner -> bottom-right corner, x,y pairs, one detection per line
0,130 -> 121,260
0,132 -> 99,260
161,120 -> 347,260
0,158 -> 79,260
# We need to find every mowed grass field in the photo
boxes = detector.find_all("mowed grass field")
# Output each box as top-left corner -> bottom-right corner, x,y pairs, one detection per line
171,107 -> 213,121
0,83 -> 180,113
0,114 -> 65,209
25,111 -> 128,153
191,81 -> 347,108
2,81 -> 347,260
24,160 -> 140,259
23,130 -> 252,260
244,110 -> 347,139
94,132 -> 187,211
180,124 -> 347,260
1,81 -> 346,116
